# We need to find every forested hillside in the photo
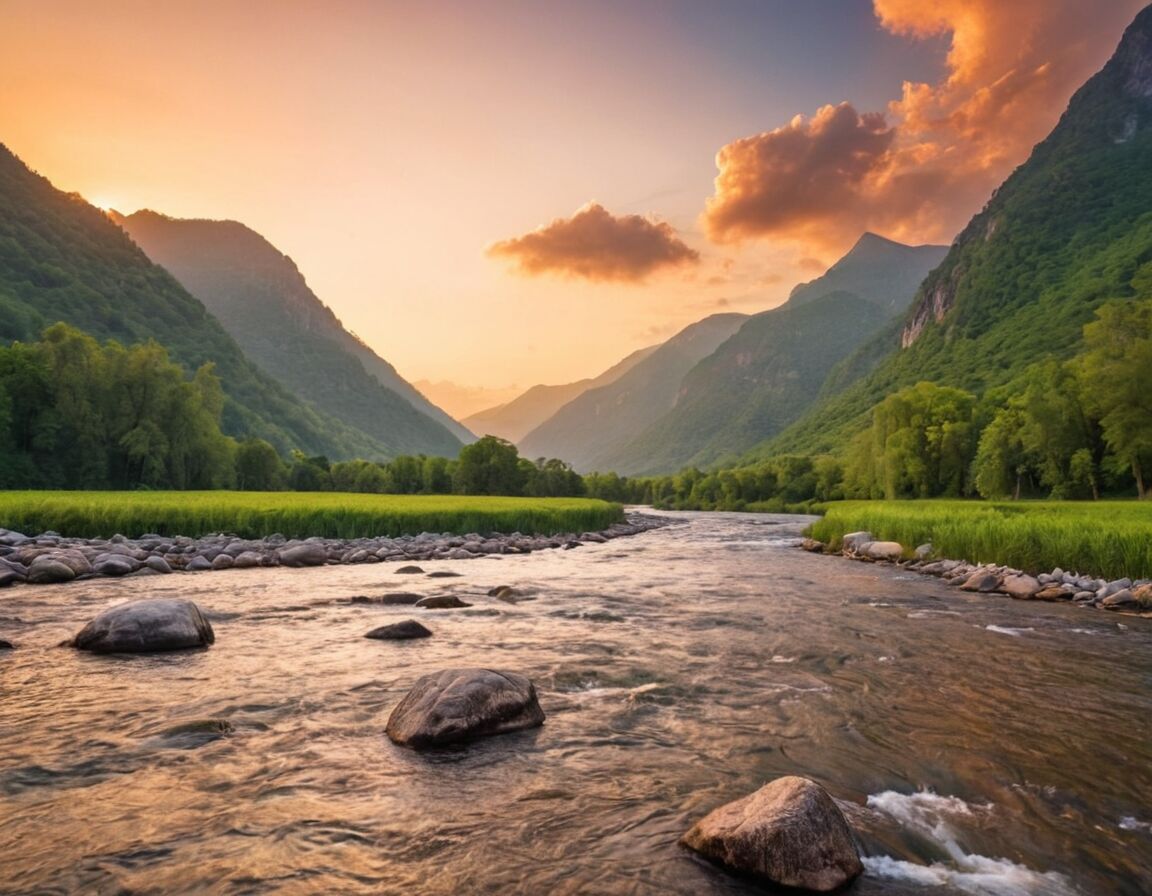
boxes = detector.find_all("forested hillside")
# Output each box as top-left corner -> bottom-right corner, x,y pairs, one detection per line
596,235 -> 947,474
0,144 -> 384,459
760,5 -> 1152,459
113,210 -> 465,457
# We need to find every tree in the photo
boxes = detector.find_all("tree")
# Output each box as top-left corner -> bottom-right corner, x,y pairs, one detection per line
868,382 -> 977,498
1076,298 -> 1152,497
236,438 -> 285,490
452,435 -> 526,496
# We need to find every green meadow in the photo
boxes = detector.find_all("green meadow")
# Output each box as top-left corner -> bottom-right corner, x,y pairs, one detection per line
807,500 -> 1152,581
0,491 -> 624,540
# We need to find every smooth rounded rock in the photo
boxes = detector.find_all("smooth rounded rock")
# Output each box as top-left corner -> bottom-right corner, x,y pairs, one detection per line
1001,574 -> 1041,599
415,594 -> 472,609
278,543 -> 328,567
681,776 -> 862,893
68,598 -> 215,653
860,541 -> 903,562
27,556 -> 76,584
386,667 -> 545,747
365,619 -> 432,640
144,555 -> 173,574
94,555 -> 139,577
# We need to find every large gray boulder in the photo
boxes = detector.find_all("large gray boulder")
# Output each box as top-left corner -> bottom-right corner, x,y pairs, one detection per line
68,598 -> 215,653
278,542 -> 328,567
681,776 -> 862,893
386,668 -> 545,747
26,555 -> 77,584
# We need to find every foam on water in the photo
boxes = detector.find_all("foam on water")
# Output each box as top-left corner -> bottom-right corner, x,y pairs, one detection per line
1120,816 -> 1152,833
986,624 -> 1035,637
864,791 -> 1077,896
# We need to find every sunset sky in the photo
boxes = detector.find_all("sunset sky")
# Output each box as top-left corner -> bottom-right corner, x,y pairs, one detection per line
0,0 -> 1144,416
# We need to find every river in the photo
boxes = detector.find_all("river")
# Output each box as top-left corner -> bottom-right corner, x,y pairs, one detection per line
1,511 -> 1150,895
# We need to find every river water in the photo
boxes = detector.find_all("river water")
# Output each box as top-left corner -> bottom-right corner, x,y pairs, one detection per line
1,511 -> 1150,895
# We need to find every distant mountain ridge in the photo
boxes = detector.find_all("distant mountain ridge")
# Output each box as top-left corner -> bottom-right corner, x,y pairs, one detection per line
0,143 -> 386,459
518,313 -> 750,471
759,3 -> 1152,459
587,234 -> 948,474
112,210 -> 467,458
463,344 -> 658,444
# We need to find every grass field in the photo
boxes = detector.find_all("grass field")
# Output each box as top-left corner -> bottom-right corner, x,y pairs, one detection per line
0,492 -> 625,540
807,500 -> 1152,581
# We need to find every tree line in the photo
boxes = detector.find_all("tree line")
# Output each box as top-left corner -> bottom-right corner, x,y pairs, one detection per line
3,297 -> 1148,505
0,324 -> 587,496
619,297 -> 1152,509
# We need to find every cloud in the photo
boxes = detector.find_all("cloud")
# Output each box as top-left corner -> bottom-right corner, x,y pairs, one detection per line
488,202 -> 699,283
703,0 -> 1147,252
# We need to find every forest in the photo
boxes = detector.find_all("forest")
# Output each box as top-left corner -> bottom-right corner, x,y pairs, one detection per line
1,296 -> 1147,507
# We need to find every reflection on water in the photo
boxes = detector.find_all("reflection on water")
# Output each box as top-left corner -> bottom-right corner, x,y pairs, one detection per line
1,511 -> 1150,895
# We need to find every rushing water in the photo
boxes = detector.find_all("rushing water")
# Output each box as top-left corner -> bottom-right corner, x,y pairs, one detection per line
1,511 -> 1151,896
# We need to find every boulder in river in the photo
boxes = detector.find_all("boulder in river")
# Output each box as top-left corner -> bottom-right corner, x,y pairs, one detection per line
365,619 -> 432,640
68,598 -> 215,654
386,668 -> 545,747
415,594 -> 472,609
395,565 -> 425,574
680,775 -> 862,893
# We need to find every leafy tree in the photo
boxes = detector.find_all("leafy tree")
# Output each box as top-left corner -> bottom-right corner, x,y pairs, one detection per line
453,436 -> 526,496
236,438 -> 285,490
868,382 -> 977,498
1075,298 -> 1152,497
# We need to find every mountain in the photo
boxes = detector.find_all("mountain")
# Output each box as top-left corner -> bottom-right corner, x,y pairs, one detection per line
463,344 -> 657,444
112,210 -> 467,457
787,232 -> 949,312
589,235 -> 948,474
517,313 -> 749,471
0,143 -> 407,459
760,4 -> 1152,458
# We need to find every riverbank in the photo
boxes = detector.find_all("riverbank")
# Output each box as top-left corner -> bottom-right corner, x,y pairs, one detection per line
801,530 -> 1152,618
807,499 -> 1152,581
0,491 -> 624,541
0,511 -> 674,589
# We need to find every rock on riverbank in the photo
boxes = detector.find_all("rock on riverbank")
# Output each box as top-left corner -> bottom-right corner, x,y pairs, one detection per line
0,513 -> 671,588
805,531 -> 1152,616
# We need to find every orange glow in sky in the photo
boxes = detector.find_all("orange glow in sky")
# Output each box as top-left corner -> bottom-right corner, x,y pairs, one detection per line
0,0 -> 1142,402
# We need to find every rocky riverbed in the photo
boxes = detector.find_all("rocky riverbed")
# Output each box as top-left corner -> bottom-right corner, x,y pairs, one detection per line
0,511 -> 673,589
803,530 -> 1152,617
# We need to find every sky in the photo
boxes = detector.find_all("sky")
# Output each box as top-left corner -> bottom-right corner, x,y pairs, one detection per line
0,0 -> 1144,416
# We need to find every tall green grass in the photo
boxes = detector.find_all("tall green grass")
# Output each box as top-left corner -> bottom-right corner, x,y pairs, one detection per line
0,492 -> 624,540
808,500 -> 1152,581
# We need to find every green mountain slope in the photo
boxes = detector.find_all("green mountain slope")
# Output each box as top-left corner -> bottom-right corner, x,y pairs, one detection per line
788,232 -> 948,312
517,313 -> 749,470
0,143 -> 388,459
758,5 -> 1152,459
463,344 -> 657,444
112,210 -> 464,457
595,235 -> 947,475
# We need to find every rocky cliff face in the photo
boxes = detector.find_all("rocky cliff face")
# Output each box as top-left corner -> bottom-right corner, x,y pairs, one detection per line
900,4 -> 1152,351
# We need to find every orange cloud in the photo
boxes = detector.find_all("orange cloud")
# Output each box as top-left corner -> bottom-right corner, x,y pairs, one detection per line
704,0 -> 1146,253
488,202 -> 699,283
